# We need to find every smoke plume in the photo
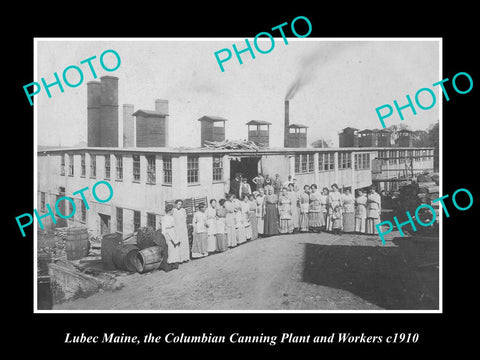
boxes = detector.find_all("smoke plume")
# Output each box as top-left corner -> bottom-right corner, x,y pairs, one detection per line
285,42 -> 353,101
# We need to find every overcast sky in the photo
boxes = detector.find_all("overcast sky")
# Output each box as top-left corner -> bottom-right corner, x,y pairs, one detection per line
35,39 -> 440,148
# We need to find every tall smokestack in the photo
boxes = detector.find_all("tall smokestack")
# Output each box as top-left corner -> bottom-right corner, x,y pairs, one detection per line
99,75 -> 119,147
284,100 -> 290,148
123,104 -> 134,147
87,81 -> 101,147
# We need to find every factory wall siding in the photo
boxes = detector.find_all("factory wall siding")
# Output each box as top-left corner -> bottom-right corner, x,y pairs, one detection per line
260,154 -> 289,177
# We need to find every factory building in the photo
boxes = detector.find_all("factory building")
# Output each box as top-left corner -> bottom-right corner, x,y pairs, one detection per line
37,77 -> 435,237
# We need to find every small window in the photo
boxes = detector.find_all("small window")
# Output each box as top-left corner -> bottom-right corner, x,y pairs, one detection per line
301,154 -> 307,172
146,155 -> 156,183
339,152 -> 352,169
187,156 -> 199,183
318,153 -> 324,171
81,201 -> 86,222
81,154 -> 86,177
105,155 -> 111,179
60,154 -> 65,176
212,156 -> 223,182
133,210 -> 141,232
68,154 -> 74,176
116,155 -> 123,180
116,207 -> 123,233
133,155 -> 140,182
308,154 -> 314,172
163,156 -> 172,184
40,192 -> 46,212
90,154 -> 96,178
147,213 -> 156,230
295,155 -> 301,174
355,153 -> 370,170
389,150 -> 396,165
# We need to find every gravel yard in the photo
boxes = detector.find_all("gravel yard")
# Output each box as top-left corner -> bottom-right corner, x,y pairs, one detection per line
53,230 -> 439,311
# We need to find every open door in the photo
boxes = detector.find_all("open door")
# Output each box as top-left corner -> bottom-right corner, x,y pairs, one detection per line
230,157 -> 260,190
99,214 -> 111,235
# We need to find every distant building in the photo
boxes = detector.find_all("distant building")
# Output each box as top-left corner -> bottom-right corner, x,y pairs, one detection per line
339,127 -> 359,147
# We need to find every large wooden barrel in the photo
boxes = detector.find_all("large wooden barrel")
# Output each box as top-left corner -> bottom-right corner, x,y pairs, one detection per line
136,226 -> 156,249
135,246 -> 163,273
113,244 -> 140,272
37,275 -> 53,310
101,233 -> 123,270
65,227 -> 90,260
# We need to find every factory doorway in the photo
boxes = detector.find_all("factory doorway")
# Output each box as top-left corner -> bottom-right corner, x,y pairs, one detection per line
98,213 -> 111,236
230,156 -> 260,193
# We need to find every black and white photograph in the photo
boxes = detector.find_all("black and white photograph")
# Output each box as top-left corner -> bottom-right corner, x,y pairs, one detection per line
34,38 -> 441,312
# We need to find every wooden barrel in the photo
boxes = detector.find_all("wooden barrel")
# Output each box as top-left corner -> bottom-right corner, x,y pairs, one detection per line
135,246 -> 163,273
37,275 -> 53,310
113,244 -> 140,272
137,226 -> 156,249
101,233 -> 123,270
65,227 -> 90,260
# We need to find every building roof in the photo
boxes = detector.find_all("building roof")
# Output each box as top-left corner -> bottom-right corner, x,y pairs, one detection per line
132,109 -> 168,117
288,123 -> 308,129
378,128 -> 392,133
341,127 -> 359,132
37,145 -> 434,156
397,128 -> 413,133
197,115 -> 228,122
246,120 -> 272,125
358,129 -> 376,133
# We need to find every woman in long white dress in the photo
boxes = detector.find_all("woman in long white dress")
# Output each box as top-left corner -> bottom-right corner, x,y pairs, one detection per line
206,199 -> 218,253
225,194 -> 238,248
161,204 -> 180,270
241,195 -> 252,240
172,199 -> 190,263
342,188 -> 356,233
287,183 -> 300,233
309,184 -> 323,232
233,194 -> 246,244
256,188 -> 266,236
278,187 -> 294,234
355,189 -> 367,233
366,188 -> 382,234
299,185 -> 310,232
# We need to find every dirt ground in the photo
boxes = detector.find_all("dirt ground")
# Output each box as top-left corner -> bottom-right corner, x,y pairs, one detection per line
53,229 -> 439,311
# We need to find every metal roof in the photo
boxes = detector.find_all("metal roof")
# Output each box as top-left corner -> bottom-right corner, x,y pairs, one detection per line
132,109 -> 168,117
246,120 -> 272,125
197,115 -> 228,122
288,123 -> 308,128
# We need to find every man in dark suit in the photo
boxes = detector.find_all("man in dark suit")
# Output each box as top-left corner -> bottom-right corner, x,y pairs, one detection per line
230,173 -> 242,196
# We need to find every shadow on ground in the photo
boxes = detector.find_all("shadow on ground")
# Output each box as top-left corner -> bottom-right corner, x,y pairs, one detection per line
302,237 -> 439,310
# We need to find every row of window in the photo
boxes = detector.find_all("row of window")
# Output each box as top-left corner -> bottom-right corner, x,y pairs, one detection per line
354,153 -> 370,170
116,207 -> 157,233
377,149 -> 434,164
294,152 -> 354,174
60,154 -> 224,184
39,192 -> 158,232
39,192 -> 87,222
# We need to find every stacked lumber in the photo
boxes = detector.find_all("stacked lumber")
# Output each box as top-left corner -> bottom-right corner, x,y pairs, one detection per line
203,139 -> 263,151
